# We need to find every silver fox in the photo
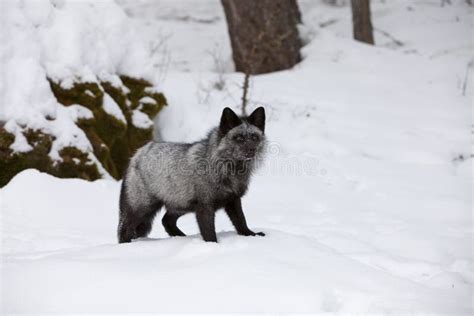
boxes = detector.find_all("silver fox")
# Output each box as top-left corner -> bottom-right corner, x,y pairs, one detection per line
118,107 -> 266,243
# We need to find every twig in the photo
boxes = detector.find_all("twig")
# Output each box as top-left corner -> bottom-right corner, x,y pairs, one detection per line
319,18 -> 338,28
206,43 -> 226,91
440,0 -> 452,7
374,27 -> 403,47
241,73 -> 250,116
462,59 -> 473,96
149,31 -> 172,83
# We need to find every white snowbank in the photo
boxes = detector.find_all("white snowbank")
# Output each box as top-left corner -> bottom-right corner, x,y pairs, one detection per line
0,170 -> 470,313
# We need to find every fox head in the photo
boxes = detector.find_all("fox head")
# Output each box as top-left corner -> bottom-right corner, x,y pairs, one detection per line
218,107 -> 266,160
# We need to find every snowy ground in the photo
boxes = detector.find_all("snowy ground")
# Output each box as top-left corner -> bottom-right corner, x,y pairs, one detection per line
1,0 -> 473,314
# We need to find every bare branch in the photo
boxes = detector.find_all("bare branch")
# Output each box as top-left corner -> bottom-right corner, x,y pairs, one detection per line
374,27 -> 404,47
241,72 -> 250,116
462,59 -> 473,96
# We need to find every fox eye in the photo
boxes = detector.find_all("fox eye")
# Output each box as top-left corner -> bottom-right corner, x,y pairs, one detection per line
233,135 -> 245,143
250,134 -> 259,141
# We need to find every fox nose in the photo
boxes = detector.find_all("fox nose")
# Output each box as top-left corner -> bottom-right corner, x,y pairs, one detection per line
245,149 -> 256,157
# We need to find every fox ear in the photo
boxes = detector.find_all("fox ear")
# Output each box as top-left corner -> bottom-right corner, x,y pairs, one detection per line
247,107 -> 265,132
220,107 -> 241,135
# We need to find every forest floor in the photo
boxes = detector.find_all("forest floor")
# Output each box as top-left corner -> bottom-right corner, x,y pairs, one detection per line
1,0 -> 472,313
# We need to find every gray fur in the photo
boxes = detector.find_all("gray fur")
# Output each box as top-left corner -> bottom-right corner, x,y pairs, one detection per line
118,107 -> 266,243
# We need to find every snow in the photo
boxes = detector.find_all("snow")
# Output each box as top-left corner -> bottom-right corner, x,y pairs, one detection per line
103,94 -> 127,124
1,170 -> 468,313
3,121 -> 32,153
132,109 -> 154,129
66,104 -> 94,122
1,0 -> 473,314
138,96 -> 157,104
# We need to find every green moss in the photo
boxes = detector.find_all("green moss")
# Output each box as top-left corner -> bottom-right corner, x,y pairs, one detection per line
49,80 -> 103,109
54,146 -> 101,181
0,128 -> 52,187
102,77 -> 167,177
76,123 -> 118,178
0,128 -> 100,187
49,80 -> 127,148
101,81 -> 128,113
128,125 -> 154,154
48,80 -> 128,179
120,76 -> 152,108
120,75 -> 167,115
0,128 -> 15,152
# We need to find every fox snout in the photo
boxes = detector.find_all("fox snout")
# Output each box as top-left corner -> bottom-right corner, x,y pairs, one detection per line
244,148 -> 257,158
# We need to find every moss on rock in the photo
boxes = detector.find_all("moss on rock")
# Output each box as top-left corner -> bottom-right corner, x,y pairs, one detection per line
54,146 -> 101,181
0,128 -> 101,187
101,76 -> 166,176
0,76 -> 167,187
49,81 -> 103,109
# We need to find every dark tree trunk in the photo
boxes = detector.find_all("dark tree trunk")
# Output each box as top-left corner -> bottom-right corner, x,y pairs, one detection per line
351,0 -> 374,45
221,0 -> 302,75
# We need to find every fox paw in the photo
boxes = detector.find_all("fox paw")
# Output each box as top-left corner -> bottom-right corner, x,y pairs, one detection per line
241,230 -> 265,237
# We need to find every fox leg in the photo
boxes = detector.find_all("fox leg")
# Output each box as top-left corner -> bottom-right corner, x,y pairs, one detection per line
118,180 -> 163,243
118,214 -> 137,243
135,203 -> 162,238
162,211 -> 186,237
196,206 -> 217,242
224,198 -> 265,237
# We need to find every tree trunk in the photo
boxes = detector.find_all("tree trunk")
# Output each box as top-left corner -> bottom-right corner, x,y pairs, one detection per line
351,0 -> 374,45
221,0 -> 302,75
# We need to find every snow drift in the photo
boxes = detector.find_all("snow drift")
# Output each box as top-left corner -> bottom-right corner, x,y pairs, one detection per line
1,169 -> 470,313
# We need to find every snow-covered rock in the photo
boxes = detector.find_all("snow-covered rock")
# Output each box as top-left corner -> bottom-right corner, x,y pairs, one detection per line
0,0 -> 167,186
